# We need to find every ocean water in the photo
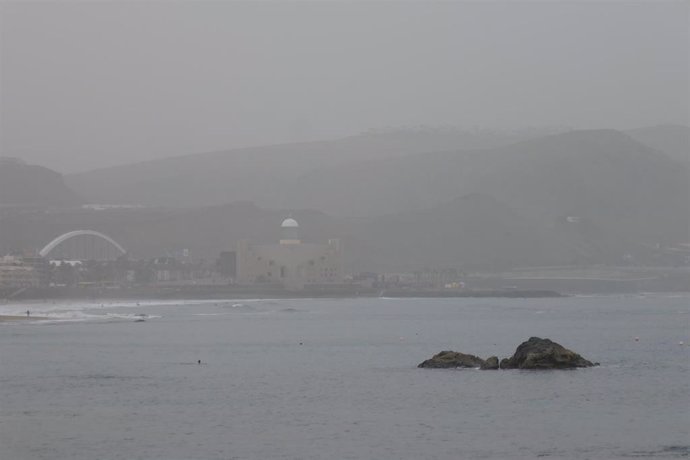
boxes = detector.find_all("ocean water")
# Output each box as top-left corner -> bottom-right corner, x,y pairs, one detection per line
1,295 -> 688,460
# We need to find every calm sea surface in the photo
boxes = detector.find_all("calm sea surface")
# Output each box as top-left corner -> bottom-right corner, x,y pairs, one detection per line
1,295 -> 688,460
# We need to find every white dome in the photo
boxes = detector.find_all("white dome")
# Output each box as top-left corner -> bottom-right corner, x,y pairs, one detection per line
281,218 -> 299,228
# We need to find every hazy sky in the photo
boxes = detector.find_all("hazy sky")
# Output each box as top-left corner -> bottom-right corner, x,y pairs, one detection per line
1,1 -> 688,173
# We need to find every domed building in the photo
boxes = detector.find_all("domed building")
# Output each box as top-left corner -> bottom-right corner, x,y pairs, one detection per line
279,217 -> 300,245
236,217 -> 342,290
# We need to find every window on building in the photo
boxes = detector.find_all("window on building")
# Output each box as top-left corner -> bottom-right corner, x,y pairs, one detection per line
280,266 -> 286,278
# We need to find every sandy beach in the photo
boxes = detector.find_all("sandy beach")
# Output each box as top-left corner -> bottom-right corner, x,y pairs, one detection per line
0,315 -> 49,322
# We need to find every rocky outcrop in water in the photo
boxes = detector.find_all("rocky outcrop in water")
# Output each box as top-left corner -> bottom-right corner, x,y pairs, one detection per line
417,350 -> 485,368
480,356 -> 499,370
499,337 -> 596,370
419,337 -> 597,371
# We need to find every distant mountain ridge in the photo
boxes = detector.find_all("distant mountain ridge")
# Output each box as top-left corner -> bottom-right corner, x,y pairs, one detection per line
284,129 -> 688,243
65,126 -> 688,217
64,128 -> 565,207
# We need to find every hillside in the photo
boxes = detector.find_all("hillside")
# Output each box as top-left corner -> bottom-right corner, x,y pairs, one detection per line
64,128 -> 561,207
626,124 -> 689,164
348,193 -> 641,272
284,130 -> 689,245
69,128 -> 682,247
349,194 -> 563,272
0,158 -> 82,207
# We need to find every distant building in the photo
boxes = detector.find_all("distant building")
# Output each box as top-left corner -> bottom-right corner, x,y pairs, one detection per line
215,251 -> 236,278
236,217 -> 342,290
22,256 -> 50,286
149,257 -> 212,284
0,255 -> 42,288
414,268 -> 460,288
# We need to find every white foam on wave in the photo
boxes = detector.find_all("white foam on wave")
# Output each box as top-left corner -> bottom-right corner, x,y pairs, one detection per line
0,296 -> 291,323
0,300 -> 164,324
0,300 -> 94,317
0,298 -> 232,317
34,311 -> 161,324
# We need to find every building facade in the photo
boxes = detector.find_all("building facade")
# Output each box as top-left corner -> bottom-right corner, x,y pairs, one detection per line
236,217 -> 342,290
0,256 -> 42,288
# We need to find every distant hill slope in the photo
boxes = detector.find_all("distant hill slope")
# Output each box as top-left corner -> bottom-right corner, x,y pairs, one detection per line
349,193 -> 563,271
0,158 -> 82,207
64,127 -> 689,249
285,130 -> 689,244
348,193 -> 643,271
64,128 -> 561,208
626,124 -> 689,164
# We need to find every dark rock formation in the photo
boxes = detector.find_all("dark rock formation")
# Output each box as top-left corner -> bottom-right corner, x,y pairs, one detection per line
480,356 -> 499,370
418,350 -> 485,369
500,337 -> 596,370
419,337 -> 597,371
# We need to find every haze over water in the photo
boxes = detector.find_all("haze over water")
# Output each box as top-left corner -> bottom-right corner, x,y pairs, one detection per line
1,295 -> 688,459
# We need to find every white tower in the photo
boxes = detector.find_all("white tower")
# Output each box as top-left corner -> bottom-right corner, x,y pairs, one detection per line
279,217 -> 301,245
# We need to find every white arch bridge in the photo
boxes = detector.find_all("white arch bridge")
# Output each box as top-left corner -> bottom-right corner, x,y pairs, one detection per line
39,230 -> 127,261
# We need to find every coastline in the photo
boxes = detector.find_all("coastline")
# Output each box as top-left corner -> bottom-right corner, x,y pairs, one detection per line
0,315 -> 50,322
0,285 -> 564,302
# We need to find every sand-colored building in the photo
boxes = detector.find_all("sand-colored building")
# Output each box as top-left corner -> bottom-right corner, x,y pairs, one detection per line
236,217 -> 342,290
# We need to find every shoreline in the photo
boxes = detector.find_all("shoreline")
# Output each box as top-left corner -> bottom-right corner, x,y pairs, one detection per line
0,315 -> 50,322
3,284 -> 689,304
0,286 -> 565,302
